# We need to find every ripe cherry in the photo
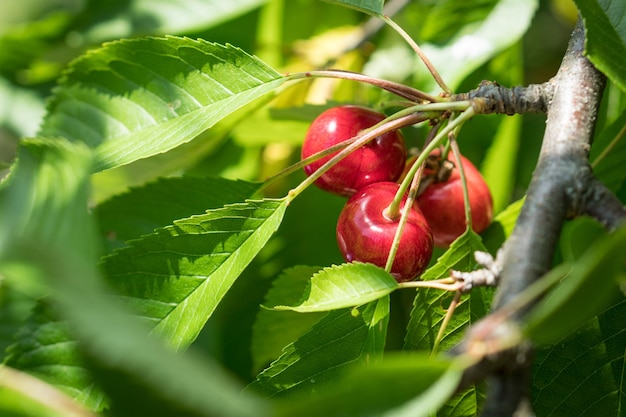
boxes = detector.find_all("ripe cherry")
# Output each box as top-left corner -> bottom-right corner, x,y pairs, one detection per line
336,182 -> 433,282
302,105 -> 407,197
416,151 -> 493,247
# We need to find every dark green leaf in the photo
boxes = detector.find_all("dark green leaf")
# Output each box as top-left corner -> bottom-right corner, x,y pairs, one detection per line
273,262 -> 398,312
532,297 -> 626,417
525,222 -> 626,345
39,37 -> 285,171
103,198 -> 288,350
94,176 -> 260,252
251,266 -> 327,373
405,231 -> 491,416
574,0 -> 626,93
248,296 -> 389,398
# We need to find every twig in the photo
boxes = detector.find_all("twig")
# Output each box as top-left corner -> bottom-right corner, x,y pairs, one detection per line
452,17 -> 608,416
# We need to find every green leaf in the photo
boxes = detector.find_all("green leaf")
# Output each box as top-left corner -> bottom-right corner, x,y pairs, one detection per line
366,0 -> 537,92
532,297 -> 626,417
103,198 -> 287,350
0,74 -> 47,139
273,262 -> 398,312
404,231 -> 491,416
590,110 -> 626,192
251,266 -> 327,373
481,197 -> 524,253
321,0 -> 384,16
0,365 -> 90,417
0,139 -> 96,279
39,37 -> 285,172
524,222 -> 626,345
76,0 -> 269,43
274,353 -> 463,417
425,0 -> 537,90
574,0 -> 626,93
248,296 -> 389,398
94,176 -> 260,252
0,286 -> 35,361
4,302 -> 106,411
0,137 -> 266,417
480,42 -> 524,215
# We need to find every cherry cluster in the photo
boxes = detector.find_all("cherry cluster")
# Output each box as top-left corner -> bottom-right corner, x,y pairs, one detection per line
301,105 -> 493,282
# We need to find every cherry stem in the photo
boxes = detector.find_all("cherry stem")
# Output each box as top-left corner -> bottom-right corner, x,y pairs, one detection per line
432,290 -> 462,355
381,15 -> 451,94
450,137 -> 474,233
383,160 -> 424,272
397,278 -> 463,292
286,69 -> 441,103
387,105 -> 475,219
383,123 -> 443,274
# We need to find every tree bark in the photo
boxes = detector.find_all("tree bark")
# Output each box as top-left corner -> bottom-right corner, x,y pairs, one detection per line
453,16 -> 614,416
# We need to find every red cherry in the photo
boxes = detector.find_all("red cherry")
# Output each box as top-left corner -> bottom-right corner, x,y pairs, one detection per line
416,152 -> 493,247
336,182 -> 433,282
302,105 -> 407,196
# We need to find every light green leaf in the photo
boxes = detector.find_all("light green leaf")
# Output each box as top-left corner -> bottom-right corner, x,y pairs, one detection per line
39,37 -> 285,172
93,176 -> 260,252
273,262 -> 398,312
251,266 -> 327,373
574,0 -> 626,93
103,198 -> 288,350
273,353 -> 463,417
321,0 -> 384,16
248,296 -> 389,398
532,297 -> 626,417
524,222 -> 626,345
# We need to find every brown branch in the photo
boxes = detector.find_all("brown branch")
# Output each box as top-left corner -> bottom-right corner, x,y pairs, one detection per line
453,81 -> 552,115
452,17 -> 609,416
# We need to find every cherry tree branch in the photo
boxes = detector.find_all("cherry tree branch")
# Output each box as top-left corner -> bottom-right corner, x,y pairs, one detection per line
450,17 -> 620,416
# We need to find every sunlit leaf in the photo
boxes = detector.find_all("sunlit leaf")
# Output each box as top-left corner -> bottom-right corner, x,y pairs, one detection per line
273,262 -> 398,312
248,296 -> 389,398
103,198 -> 288,350
574,0 -> 626,93
39,37 -> 285,172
